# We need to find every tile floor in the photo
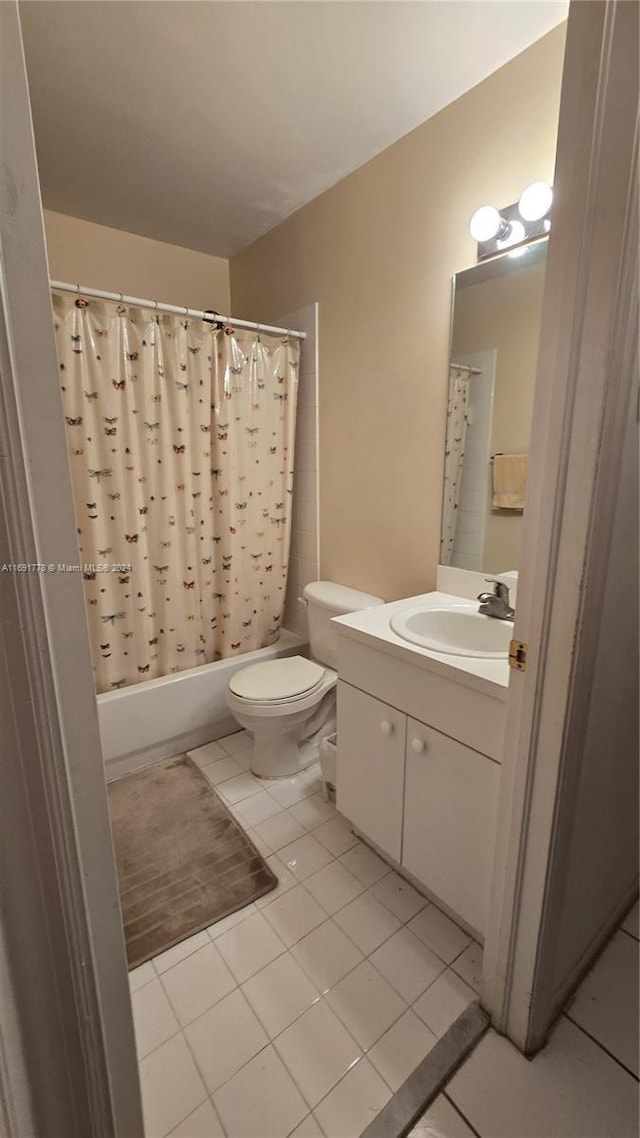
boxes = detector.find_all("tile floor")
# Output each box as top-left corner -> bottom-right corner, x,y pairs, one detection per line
130,731 -> 480,1138
410,898 -> 640,1138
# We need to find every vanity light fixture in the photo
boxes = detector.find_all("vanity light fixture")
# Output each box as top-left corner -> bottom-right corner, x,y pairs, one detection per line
518,181 -> 553,222
469,205 -> 507,243
497,219 -> 526,250
470,183 -> 553,261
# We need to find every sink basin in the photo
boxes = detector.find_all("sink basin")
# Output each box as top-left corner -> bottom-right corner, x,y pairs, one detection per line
389,606 -> 513,658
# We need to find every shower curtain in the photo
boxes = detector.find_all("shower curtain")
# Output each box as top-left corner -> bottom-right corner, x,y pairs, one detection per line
53,292 -> 299,692
440,365 -> 470,565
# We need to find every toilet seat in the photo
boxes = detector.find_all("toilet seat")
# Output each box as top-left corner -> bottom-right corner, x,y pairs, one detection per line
229,655 -> 325,704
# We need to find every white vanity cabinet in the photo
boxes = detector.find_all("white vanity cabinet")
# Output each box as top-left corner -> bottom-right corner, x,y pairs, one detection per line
334,610 -> 508,940
337,683 -> 406,862
338,677 -> 501,937
403,718 -> 500,937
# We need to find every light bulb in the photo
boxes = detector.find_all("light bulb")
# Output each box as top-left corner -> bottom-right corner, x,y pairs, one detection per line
469,206 -> 502,243
497,220 -> 526,249
518,182 -> 553,222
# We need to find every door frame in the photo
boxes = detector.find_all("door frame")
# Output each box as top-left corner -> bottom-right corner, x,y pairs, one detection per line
482,0 -> 638,1053
0,5 -> 143,1133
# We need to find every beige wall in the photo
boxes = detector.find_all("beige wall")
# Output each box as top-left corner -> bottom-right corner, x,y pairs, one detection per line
44,210 -> 230,312
230,27 -> 566,601
452,255 -> 547,573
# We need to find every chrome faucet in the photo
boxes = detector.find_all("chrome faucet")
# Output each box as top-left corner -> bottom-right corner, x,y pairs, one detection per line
477,578 -> 515,621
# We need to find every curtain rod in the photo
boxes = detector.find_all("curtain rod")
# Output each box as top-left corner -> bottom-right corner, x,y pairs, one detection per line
451,361 -> 482,375
50,280 -> 307,340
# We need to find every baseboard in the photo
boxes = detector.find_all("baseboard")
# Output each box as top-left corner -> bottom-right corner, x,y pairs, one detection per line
549,878 -> 639,1023
349,827 -> 483,944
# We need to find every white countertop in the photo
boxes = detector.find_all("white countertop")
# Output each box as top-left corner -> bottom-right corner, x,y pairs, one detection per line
333,591 -> 511,701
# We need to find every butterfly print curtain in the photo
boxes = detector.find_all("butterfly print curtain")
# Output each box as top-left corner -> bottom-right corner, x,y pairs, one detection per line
439,365 -> 470,566
53,292 -> 299,693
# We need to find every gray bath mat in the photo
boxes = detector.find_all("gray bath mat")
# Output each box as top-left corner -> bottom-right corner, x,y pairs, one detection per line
108,755 -> 277,968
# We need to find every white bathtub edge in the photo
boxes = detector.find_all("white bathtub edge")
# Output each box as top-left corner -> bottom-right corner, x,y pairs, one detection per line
99,630 -> 306,780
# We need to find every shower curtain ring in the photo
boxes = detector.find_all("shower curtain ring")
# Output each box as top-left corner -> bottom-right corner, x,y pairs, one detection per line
74,282 -> 89,308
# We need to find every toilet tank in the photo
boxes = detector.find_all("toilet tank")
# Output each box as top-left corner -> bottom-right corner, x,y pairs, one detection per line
303,581 -> 384,669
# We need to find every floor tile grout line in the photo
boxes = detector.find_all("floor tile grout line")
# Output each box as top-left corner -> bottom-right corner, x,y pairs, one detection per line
166,1091 -> 227,1138
149,930 -> 215,978
367,954 -> 455,1017
168,1097 -> 227,1138
562,1012 -> 640,1083
267,980 -> 364,1071
134,936 -> 464,1076
216,933 -> 289,988
241,933 -> 463,1090
163,900 -> 323,1008
442,1089 -> 484,1138
163,1087 -> 212,1138
260,878 -> 334,927
154,926 -> 354,1054
335,899 -> 451,971
278,875 -> 445,994
289,926 -> 365,990
178,991 -> 275,1112
270,1023 -> 333,1115
155,938 -> 237,1029
239,971 -> 323,1042
136,1023 -> 187,1068
309,1111 -> 329,1138
176,953 -> 399,1116
270,997 -> 371,1114
321,992 -> 412,1072
200,744 -> 253,765
309,1048 -> 399,1128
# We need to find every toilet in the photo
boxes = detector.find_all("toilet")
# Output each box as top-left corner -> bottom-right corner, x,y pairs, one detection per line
226,581 -> 384,779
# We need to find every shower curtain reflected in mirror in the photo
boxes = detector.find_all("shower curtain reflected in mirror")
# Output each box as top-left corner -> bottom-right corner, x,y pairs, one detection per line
440,364 -> 470,566
53,292 -> 299,692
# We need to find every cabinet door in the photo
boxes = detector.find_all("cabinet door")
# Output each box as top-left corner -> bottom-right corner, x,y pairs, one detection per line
337,682 -> 406,862
403,719 -> 500,936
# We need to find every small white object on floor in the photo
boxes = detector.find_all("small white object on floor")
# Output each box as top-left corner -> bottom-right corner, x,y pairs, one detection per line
319,731 -> 338,800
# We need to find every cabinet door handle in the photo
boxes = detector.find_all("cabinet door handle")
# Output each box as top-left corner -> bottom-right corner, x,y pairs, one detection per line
380,720 -> 394,736
411,737 -> 426,754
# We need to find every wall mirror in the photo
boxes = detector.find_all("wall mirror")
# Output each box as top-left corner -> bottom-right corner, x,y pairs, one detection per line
440,238 -> 547,574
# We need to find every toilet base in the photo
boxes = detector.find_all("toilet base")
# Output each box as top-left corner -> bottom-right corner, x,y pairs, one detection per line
252,730 -> 320,780
250,698 -> 337,779
226,667 -> 338,780
228,690 -> 336,780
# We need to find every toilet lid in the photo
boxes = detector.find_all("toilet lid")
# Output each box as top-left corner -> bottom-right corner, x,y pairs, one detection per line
229,655 -> 325,702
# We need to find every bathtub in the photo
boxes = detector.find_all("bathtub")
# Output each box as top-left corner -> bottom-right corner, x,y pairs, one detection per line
99,629 -> 305,780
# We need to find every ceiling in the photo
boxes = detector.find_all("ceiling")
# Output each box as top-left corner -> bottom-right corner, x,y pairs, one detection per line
21,1 -> 567,259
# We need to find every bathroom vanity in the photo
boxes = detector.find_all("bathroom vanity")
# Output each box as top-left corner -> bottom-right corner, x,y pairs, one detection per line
333,591 -> 510,940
